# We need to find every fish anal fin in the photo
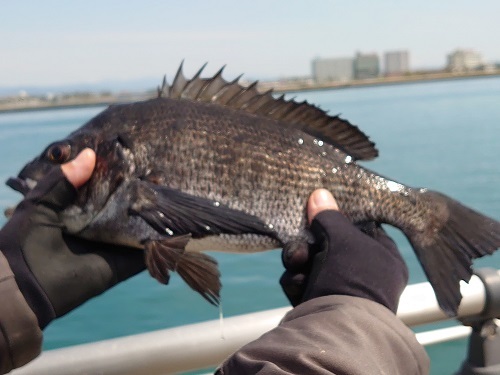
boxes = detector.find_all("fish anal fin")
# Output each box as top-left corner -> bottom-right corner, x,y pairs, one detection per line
177,251 -> 221,306
145,235 -> 221,305
158,62 -> 378,161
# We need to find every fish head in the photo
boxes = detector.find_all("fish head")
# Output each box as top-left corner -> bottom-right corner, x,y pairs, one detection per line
7,138 -> 85,195
6,131 -> 134,234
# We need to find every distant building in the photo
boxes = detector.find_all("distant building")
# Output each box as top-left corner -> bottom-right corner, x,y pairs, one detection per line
447,49 -> 483,72
353,52 -> 380,79
384,51 -> 409,76
312,57 -> 354,82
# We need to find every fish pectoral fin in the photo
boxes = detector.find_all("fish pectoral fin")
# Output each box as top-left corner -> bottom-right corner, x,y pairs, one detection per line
145,235 -> 221,306
130,181 -> 276,239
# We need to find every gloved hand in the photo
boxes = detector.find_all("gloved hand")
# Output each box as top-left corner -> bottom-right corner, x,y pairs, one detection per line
280,189 -> 408,313
0,149 -> 145,329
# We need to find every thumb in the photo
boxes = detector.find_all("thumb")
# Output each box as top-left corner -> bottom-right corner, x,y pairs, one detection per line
307,189 -> 339,224
61,148 -> 96,188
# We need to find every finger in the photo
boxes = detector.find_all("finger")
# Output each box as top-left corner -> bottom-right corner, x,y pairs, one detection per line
355,221 -> 379,235
280,271 -> 307,307
282,240 -> 310,272
307,189 -> 339,224
61,148 -> 96,188
372,227 -> 399,254
357,222 -> 398,250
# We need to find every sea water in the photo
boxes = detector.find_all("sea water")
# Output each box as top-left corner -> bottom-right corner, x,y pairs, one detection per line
0,76 -> 499,374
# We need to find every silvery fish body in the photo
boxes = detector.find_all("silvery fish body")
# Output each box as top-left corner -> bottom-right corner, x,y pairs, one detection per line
8,64 -> 500,315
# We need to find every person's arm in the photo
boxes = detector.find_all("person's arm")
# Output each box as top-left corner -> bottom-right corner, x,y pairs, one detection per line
0,252 -> 42,373
0,149 -> 146,374
217,189 -> 429,374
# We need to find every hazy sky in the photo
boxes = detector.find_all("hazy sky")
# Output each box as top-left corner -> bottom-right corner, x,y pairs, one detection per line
2,1 -> 498,87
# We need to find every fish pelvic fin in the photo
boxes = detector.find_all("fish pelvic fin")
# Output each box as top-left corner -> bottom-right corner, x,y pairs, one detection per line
407,190 -> 500,316
158,62 -> 378,161
145,235 -> 221,306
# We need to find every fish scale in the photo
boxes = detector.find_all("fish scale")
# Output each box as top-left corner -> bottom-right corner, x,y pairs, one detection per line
6,63 -> 500,314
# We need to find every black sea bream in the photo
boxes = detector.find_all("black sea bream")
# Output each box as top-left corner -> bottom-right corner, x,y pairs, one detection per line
7,63 -> 500,315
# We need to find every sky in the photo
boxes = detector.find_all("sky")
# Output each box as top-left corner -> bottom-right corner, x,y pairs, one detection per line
1,1 -> 499,90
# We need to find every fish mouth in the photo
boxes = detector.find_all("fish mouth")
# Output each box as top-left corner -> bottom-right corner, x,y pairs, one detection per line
6,177 -> 37,196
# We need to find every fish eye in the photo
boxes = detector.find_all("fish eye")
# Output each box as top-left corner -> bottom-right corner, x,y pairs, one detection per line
46,143 -> 72,164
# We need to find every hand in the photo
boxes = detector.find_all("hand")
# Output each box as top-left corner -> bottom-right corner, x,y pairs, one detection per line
280,189 -> 408,313
0,149 -> 146,328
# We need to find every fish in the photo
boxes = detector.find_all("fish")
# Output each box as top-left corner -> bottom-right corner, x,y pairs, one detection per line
6,62 -> 500,316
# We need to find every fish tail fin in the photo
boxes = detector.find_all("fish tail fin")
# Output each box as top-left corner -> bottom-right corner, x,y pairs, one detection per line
406,190 -> 500,316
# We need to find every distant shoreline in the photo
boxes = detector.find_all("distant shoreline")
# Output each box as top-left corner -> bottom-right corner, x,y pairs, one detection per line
0,93 -> 153,114
265,69 -> 500,93
1,69 -> 499,113
0,101 -> 117,113
0,101 -> 114,114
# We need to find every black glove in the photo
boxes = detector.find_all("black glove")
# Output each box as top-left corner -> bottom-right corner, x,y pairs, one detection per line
280,210 -> 408,313
0,168 -> 146,329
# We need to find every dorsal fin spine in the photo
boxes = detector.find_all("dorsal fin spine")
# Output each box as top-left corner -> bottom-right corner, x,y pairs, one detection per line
245,90 -> 275,112
240,91 -> 269,111
158,63 -> 378,160
157,76 -> 169,98
181,63 -> 209,100
196,65 -> 226,101
227,81 -> 259,108
211,75 -> 244,105
170,61 -> 189,99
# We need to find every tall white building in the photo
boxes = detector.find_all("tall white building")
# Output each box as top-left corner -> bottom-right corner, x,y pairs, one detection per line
384,51 -> 409,76
353,53 -> 380,79
312,57 -> 354,82
447,49 -> 483,72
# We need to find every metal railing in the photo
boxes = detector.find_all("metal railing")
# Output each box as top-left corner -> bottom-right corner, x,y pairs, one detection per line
11,269 -> 500,375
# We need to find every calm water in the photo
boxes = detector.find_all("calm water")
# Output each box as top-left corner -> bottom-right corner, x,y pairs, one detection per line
1,76 -> 499,374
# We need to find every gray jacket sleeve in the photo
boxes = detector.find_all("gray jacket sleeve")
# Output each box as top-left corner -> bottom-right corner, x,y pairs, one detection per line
217,295 -> 429,374
0,252 -> 42,374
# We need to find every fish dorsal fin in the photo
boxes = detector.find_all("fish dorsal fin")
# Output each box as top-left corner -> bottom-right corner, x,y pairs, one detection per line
158,63 -> 378,160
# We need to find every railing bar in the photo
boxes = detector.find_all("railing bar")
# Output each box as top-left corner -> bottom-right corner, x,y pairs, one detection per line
12,272 -> 497,375
417,325 -> 472,346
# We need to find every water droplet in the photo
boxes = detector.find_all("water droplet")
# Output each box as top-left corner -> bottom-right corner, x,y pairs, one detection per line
419,188 -> 428,193
205,225 -> 211,231
344,156 -> 352,164
318,140 -> 324,146
321,151 -> 327,157
332,167 -> 338,174
298,138 -> 304,145
165,228 -> 174,235
268,223 -> 274,230
213,201 -> 220,207
387,180 -> 403,192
